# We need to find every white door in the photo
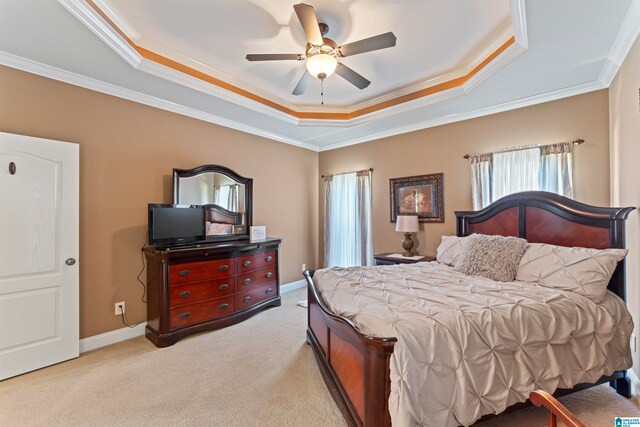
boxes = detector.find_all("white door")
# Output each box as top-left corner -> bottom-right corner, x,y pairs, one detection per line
0,132 -> 79,380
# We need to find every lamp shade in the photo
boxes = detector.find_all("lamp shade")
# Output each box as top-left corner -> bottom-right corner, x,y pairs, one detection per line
306,54 -> 337,79
395,215 -> 419,232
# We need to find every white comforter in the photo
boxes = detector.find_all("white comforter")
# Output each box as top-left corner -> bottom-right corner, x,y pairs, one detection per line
313,261 -> 633,427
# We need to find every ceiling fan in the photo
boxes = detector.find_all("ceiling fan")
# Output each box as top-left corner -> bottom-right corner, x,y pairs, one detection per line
246,3 -> 397,97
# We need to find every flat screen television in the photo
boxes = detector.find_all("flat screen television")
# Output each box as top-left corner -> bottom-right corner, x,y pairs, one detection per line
148,204 -> 205,247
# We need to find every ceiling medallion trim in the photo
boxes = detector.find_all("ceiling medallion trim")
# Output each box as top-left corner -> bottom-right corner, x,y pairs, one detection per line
62,0 -> 528,123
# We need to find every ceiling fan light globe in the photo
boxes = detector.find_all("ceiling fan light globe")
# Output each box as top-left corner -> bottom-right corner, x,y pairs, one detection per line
306,54 -> 337,79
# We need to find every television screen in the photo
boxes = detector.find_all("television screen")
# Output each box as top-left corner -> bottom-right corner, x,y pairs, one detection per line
148,205 -> 205,246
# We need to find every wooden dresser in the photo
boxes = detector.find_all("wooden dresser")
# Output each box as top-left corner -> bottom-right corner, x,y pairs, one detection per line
143,238 -> 282,347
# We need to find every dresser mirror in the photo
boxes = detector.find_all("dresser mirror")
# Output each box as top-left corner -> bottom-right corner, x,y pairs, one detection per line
173,165 -> 253,241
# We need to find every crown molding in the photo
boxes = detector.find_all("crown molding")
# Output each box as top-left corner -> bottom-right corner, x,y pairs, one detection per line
342,28 -> 515,114
136,58 -> 300,125
297,86 -> 468,128
58,0 -> 527,124
57,0 -> 307,125
1,49 -> 607,154
510,0 -> 528,48
93,0 -> 141,42
299,37 -> 527,128
3,0 -> 618,153
57,0 -> 140,68
0,51 -> 319,152
598,0 -> 640,87
315,80 -> 606,151
461,42 -> 527,93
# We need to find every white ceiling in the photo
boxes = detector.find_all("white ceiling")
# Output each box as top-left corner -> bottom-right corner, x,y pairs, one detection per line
0,0 -> 638,151
102,0 -> 511,108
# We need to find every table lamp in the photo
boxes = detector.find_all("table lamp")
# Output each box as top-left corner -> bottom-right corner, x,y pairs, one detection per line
396,215 -> 419,257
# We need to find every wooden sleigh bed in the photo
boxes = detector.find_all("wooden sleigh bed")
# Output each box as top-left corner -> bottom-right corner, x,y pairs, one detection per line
304,191 -> 635,426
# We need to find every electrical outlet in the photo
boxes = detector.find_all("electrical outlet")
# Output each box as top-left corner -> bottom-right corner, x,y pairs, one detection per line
115,301 -> 125,316
302,263 -> 306,272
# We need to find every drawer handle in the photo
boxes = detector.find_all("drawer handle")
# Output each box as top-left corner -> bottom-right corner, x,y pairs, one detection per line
266,287 -> 273,294
178,269 -> 191,277
243,260 -> 251,267
179,312 -> 191,320
218,284 -> 229,291
218,265 -> 229,271
266,256 -> 273,262
219,303 -> 229,310
243,296 -> 251,303
265,272 -> 273,279
243,279 -> 251,286
179,291 -> 191,298
204,252 -> 209,257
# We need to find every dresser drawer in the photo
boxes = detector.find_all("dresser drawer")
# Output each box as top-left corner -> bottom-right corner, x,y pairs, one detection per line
169,278 -> 236,307
237,267 -> 277,292
170,259 -> 235,285
237,250 -> 276,273
170,296 -> 235,329
236,284 -> 277,311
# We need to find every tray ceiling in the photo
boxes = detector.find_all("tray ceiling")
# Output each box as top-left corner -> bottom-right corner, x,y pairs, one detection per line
0,0 -> 637,150
95,0 -> 513,111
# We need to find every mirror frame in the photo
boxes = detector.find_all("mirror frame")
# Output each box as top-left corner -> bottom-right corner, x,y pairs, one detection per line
173,164 -> 253,241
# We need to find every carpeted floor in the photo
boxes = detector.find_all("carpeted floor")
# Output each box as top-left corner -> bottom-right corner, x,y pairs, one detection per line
0,288 -> 638,426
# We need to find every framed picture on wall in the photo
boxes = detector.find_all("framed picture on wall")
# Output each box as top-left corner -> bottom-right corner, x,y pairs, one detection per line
390,173 -> 444,223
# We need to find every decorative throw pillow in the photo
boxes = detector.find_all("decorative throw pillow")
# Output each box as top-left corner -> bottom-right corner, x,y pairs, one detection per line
454,234 -> 528,282
436,235 -> 466,267
516,243 -> 628,303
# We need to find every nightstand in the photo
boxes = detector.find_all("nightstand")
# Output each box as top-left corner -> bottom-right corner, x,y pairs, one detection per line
373,253 -> 436,266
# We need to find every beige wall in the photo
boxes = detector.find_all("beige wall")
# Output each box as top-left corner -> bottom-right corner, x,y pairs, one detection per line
610,36 -> 640,381
319,90 -> 611,264
0,64 -> 617,342
0,66 -> 319,339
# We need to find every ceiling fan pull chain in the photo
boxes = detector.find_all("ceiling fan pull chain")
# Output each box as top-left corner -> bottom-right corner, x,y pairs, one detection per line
321,78 -> 324,105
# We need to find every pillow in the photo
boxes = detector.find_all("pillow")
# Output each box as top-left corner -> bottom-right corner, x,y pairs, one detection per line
207,222 -> 232,235
516,243 -> 628,303
454,234 -> 528,282
436,235 -> 466,266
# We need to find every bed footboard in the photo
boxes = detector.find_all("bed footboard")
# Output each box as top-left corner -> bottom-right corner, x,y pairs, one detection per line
304,270 -> 397,427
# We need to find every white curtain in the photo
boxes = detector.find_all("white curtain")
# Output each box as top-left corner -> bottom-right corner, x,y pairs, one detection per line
492,147 -> 541,201
213,185 -> 221,205
470,154 -> 492,210
470,143 -> 574,209
227,184 -> 239,211
324,170 -> 374,268
540,143 -> 574,198
213,184 -> 238,211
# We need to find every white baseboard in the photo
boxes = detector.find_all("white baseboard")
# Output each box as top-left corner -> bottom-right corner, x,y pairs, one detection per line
280,279 -> 306,294
79,322 -> 147,353
79,279 -> 307,353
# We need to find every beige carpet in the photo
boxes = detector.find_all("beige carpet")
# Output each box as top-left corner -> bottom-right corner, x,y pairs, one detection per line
0,288 -> 638,426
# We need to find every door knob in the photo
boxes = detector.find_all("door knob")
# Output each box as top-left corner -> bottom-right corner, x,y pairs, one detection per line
65,258 -> 76,266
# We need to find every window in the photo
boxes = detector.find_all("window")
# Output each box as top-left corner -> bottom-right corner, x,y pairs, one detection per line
323,170 -> 373,267
470,143 -> 574,209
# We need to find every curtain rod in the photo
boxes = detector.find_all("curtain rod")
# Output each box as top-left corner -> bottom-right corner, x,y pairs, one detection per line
462,139 -> 585,159
321,168 -> 373,179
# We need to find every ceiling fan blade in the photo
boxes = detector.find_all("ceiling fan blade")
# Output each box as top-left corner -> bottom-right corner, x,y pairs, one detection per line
293,3 -> 324,46
335,63 -> 371,89
246,54 -> 303,62
292,71 -> 313,95
338,32 -> 397,57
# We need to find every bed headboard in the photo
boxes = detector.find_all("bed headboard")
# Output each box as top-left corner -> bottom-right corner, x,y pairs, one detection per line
454,191 -> 635,301
203,204 -> 243,225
